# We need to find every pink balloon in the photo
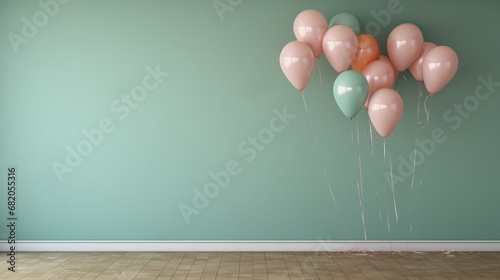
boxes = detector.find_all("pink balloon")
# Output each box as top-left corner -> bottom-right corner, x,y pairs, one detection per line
409,42 -> 437,81
362,60 -> 396,108
293,9 -> 328,59
279,41 -> 315,91
387,23 -> 424,72
379,55 -> 397,78
322,25 -> 358,73
423,46 -> 458,95
368,88 -> 404,138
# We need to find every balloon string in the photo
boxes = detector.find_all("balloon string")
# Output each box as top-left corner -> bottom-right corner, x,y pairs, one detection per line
424,94 -> 431,125
302,95 -> 338,216
324,168 -> 337,209
376,190 -> 382,221
409,206 -> 413,233
395,75 -> 401,91
317,58 -> 323,86
357,182 -> 368,246
350,118 -> 367,248
356,116 -> 367,245
389,151 -> 399,224
385,181 -> 392,250
416,82 -> 424,128
411,82 -> 425,189
300,90 -> 317,144
384,138 -> 387,161
351,118 -> 355,143
411,146 -> 417,189
368,118 -> 374,156
357,116 -> 364,196
417,181 -> 421,200
394,73 -> 407,92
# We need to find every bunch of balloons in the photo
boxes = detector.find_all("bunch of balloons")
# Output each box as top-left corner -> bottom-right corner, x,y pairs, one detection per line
279,10 -> 458,139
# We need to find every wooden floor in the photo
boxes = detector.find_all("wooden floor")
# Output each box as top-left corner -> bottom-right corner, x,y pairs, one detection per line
1,251 -> 499,280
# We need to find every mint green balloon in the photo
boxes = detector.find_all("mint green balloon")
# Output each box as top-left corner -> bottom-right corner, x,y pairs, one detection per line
333,70 -> 369,119
329,12 -> 360,35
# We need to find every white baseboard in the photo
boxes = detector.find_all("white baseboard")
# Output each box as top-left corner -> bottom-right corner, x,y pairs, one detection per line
1,240 -> 499,252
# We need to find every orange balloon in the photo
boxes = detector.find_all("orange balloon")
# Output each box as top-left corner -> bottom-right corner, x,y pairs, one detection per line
351,34 -> 381,72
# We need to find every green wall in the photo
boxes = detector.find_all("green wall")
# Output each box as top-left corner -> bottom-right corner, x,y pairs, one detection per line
1,0 -> 499,241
